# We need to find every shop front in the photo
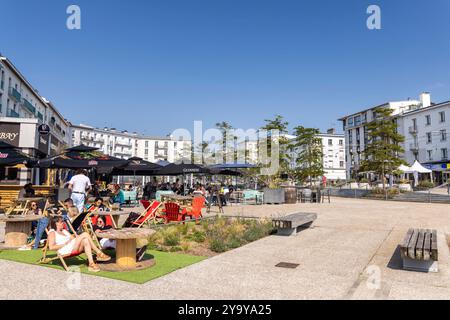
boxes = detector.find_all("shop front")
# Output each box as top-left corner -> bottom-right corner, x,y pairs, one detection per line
422,162 -> 450,185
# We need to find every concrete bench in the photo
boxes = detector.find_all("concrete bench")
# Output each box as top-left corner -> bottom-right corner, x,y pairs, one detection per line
400,228 -> 438,273
272,212 -> 317,236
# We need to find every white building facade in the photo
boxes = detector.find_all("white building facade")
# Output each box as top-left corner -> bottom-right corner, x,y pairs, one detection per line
288,130 -> 346,181
339,92 -> 450,182
71,124 -> 192,163
0,55 -> 71,185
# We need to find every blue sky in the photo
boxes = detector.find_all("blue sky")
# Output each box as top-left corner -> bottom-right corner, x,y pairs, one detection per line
1,0 -> 450,136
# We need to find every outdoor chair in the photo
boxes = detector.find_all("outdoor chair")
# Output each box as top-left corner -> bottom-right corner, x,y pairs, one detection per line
182,196 -> 205,223
301,189 -> 312,203
38,220 -> 84,272
125,200 -> 163,228
162,202 -> 186,224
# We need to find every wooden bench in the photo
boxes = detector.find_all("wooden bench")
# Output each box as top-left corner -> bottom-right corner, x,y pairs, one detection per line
272,212 -> 317,236
400,228 -> 439,273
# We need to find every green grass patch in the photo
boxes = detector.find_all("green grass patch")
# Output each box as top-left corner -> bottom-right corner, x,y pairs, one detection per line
0,249 -> 205,284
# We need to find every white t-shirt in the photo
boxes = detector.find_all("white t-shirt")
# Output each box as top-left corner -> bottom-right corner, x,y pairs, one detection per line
68,174 -> 91,193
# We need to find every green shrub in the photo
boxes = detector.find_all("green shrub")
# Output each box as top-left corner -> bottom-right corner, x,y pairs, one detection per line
418,180 -> 434,189
169,246 -> 182,252
163,232 -> 180,246
188,230 -> 206,243
209,237 -> 228,253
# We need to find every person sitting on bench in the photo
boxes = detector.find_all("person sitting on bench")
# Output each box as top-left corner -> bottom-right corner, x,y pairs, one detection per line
47,216 -> 111,272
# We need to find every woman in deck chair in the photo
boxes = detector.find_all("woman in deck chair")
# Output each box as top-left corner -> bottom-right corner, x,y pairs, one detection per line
47,216 -> 111,272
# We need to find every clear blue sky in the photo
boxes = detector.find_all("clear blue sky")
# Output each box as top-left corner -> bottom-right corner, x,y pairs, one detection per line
1,0 -> 450,136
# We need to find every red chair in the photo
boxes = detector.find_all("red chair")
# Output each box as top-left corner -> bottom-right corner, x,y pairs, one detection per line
131,201 -> 162,228
163,202 -> 186,224
182,197 -> 205,223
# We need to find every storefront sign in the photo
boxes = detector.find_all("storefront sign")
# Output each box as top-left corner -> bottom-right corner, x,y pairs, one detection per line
38,134 -> 50,154
38,124 -> 51,136
0,123 -> 20,147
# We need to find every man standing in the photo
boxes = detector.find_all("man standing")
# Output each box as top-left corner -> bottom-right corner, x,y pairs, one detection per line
68,169 -> 91,213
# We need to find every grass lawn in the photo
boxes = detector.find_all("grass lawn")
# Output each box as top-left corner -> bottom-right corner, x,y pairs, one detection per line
0,249 -> 205,284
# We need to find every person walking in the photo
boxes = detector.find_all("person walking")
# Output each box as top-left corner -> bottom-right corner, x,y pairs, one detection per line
68,169 -> 92,213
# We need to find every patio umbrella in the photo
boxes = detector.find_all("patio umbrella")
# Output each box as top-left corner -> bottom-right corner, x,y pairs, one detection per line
111,157 -> 162,176
0,141 -> 35,167
35,144 -> 129,169
155,162 -> 212,176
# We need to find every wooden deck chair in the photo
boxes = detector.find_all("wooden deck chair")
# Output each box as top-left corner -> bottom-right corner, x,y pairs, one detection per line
38,219 -> 84,272
162,202 -> 186,224
80,211 -> 102,248
182,196 -> 205,223
130,200 -> 163,228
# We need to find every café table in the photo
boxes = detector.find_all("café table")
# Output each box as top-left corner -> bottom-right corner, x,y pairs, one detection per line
0,215 -> 44,248
95,228 -> 155,271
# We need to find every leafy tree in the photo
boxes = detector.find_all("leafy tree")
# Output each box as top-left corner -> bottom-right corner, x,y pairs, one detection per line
257,115 -> 291,187
291,126 -> 324,187
359,107 -> 406,190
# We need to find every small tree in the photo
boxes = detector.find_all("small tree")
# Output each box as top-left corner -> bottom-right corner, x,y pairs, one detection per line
258,115 -> 291,187
360,107 -> 406,190
291,126 -> 324,187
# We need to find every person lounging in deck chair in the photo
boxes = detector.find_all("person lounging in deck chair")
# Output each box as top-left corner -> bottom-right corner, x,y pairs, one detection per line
47,216 -> 111,272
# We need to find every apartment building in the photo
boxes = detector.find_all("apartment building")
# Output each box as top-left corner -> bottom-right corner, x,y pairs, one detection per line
238,130 -> 346,181
288,129 -> 346,181
339,92 -> 450,182
0,55 -> 71,184
399,99 -> 450,180
71,124 -> 192,163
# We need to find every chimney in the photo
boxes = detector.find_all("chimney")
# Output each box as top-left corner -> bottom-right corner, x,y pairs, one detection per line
420,92 -> 431,108
327,128 -> 336,135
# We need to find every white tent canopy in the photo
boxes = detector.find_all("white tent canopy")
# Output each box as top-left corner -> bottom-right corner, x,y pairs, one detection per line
410,160 -> 432,173
398,164 -> 413,173
398,161 -> 433,186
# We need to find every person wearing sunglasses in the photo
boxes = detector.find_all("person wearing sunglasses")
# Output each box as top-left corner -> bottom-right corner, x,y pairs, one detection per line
27,202 -> 43,237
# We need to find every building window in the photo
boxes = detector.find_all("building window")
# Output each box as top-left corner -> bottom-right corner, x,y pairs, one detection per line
348,117 -> 354,127
348,129 -> 353,145
441,148 -> 448,160
441,130 -> 447,141
328,139 -> 333,146
412,118 -> 417,130
145,141 -> 149,148
439,111 -> 446,123
425,115 -> 431,126
340,161 -> 344,168
427,150 -> 433,161
426,132 -> 432,144
339,139 -> 343,146
354,115 -> 361,126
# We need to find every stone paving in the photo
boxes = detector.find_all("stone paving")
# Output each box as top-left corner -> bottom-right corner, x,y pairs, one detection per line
0,197 -> 449,300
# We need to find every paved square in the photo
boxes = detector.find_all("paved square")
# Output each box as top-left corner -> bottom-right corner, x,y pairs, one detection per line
1,197 -> 449,300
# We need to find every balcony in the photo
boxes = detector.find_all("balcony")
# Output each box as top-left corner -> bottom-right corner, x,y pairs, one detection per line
7,109 -> 20,118
8,87 -> 21,102
22,98 -> 36,114
409,143 -> 419,152
408,126 -> 418,135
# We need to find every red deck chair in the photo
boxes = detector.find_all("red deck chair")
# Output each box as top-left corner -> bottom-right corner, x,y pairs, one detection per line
130,200 -> 163,228
38,220 -> 84,271
163,202 -> 186,224
182,196 -> 205,223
